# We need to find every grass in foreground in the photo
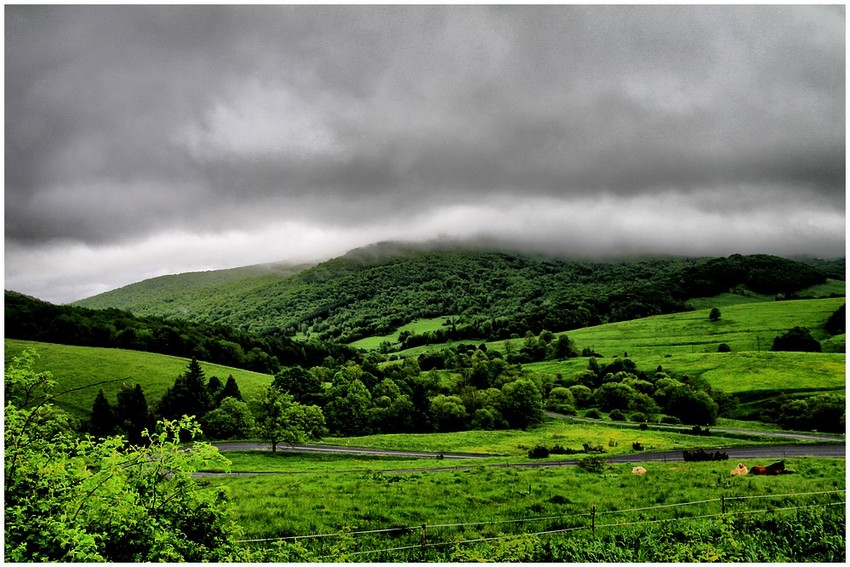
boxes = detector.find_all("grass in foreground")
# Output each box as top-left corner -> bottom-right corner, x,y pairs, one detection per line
209,456 -> 845,545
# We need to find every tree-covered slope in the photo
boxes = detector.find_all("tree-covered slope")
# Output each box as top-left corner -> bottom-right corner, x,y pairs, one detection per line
72,244 -> 836,344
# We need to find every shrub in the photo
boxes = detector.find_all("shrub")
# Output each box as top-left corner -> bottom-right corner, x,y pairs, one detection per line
717,343 -> 731,352
528,445 -> 550,459
584,408 -> 602,419
684,425 -> 711,436
609,409 -> 626,421
771,326 -> 822,353
682,448 -> 728,461
629,411 -> 646,423
632,441 -> 644,451
660,415 -> 682,425
577,455 -> 607,473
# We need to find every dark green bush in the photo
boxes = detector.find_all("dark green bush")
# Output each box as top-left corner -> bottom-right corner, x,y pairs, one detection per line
528,445 -> 551,459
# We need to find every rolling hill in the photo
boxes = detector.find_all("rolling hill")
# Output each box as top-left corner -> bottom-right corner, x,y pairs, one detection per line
73,243 -> 839,344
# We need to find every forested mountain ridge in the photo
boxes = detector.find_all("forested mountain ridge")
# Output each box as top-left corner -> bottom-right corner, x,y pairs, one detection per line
71,244 -> 839,344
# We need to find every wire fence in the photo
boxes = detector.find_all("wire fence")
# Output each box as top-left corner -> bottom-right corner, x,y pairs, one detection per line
235,488 -> 846,559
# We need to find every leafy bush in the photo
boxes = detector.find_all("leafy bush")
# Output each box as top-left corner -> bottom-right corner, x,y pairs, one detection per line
717,343 -> 731,352
771,326 -> 822,353
609,408 -> 626,421
682,448 -> 728,461
584,408 -> 602,419
577,455 -> 607,473
778,394 -> 845,433
527,445 -> 551,459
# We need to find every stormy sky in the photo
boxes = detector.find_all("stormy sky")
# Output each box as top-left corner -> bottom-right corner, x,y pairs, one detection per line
5,4 -> 845,304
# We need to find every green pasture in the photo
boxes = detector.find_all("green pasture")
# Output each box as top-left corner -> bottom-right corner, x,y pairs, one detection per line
560,298 -> 845,358
382,297 -> 845,359
209,455 -> 845,544
685,278 -> 845,311
4,339 -> 273,419
350,316 -> 457,350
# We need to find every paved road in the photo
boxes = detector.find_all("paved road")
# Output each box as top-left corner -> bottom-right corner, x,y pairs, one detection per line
212,441 -> 495,460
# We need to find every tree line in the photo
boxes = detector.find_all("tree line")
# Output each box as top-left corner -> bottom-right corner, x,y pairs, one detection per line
5,290 -> 356,374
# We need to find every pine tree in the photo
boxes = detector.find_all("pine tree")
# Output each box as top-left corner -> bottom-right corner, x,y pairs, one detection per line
158,358 -> 212,421
206,375 -> 224,407
219,375 -> 243,402
116,383 -> 151,446
89,389 -> 117,438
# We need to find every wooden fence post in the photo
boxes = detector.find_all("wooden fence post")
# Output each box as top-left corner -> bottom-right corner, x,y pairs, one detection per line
421,524 -> 427,550
721,495 -> 726,514
591,505 -> 596,538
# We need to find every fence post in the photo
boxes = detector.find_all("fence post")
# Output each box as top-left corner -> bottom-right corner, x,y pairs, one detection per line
421,524 -> 427,550
591,505 -> 596,538
721,495 -> 726,515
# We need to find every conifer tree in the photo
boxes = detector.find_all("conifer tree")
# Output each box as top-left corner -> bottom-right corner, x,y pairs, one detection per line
219,375 -> 243,402
89,388 -> 117,438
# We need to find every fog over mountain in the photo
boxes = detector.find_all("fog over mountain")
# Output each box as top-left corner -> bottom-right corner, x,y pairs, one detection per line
5,5 -> 845,304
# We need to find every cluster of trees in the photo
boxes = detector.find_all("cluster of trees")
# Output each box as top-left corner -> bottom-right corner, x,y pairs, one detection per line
84,334 -> 737,448
544,357 -> 730,426
765,394 -> 845,433
90,359 -> 251,443
5,291 -> 356,374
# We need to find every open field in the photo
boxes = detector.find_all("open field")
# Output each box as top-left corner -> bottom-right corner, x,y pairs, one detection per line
207,454 -> 845,559
3,339 -> 273,418
380,297 -> 845,359
542,298 -> 845,358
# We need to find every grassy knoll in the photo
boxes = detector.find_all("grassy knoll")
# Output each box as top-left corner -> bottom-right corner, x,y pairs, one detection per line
209,455 -> 845,556
4,339 -> 272,419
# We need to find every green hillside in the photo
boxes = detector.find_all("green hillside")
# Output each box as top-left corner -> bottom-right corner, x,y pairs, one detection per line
74,244 -> 837,345
560,297 -> 846,357
4,339 -> 273,420
73,261 -> 310,324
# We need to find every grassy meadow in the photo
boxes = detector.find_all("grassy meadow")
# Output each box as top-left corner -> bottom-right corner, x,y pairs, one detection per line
3,339 -> 273,419
208,454 -> 845,555
350,316 -> 458,350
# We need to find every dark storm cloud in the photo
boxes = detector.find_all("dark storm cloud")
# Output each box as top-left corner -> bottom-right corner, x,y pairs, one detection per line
5,4 -> 845,302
